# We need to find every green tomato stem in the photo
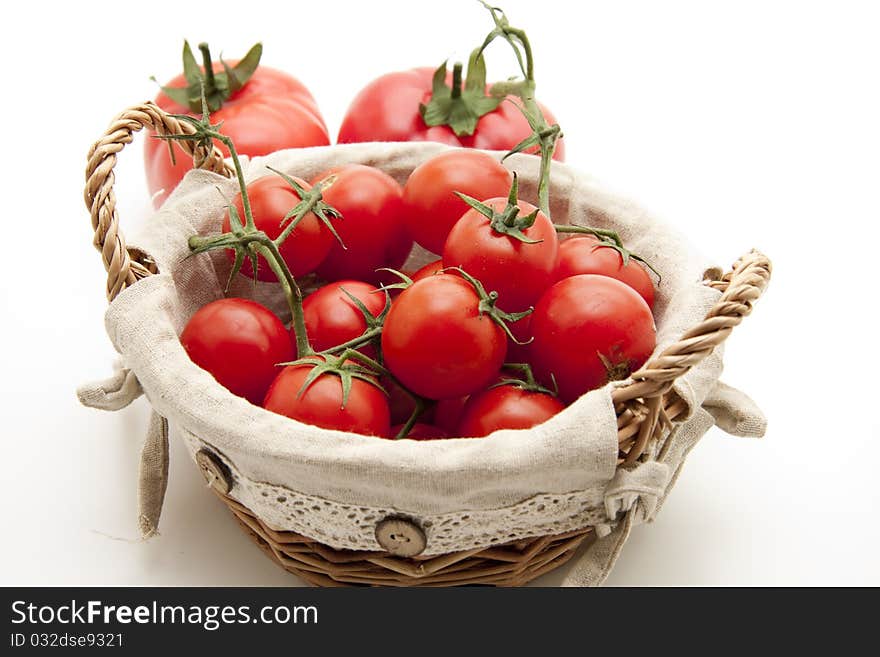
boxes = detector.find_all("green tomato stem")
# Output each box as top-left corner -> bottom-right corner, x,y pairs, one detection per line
318,326 -> 384,355
198,43 -> 217,98
554,224 -> 624,248
253,242 -> 311,358
395,396 -> 428,439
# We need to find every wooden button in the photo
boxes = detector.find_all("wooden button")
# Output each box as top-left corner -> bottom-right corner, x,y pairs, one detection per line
195,448 -> 233,495
375,517 -> 427,557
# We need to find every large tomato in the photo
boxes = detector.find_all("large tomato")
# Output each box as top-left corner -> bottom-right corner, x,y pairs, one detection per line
556,235 -> 656,308
337,67 -> 564,160
223,175 -> 333,280
402,150 -> 512,254
145,43 -> 330,207
529,275 -> 656,403
443,197 -> 558,312
312,165 -> 413,285
296,280 -> 385,357
381,275 -> 507,400
456,384 -> 565,437
263,361 -> 390,437
180,298 -> 293,405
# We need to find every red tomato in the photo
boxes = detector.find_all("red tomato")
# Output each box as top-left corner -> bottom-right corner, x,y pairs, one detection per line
433,396 -> 469,434
381,275 -> 507,400
263,361 -> 390,436
312,165 -> 413,285
556,235 -> 656,308
338,68 -> 564,160
296,281 -> 385,357
529,275 -> 656,403
402,150 -> 512,254
388,423 -> 449,440
456,385 -> 566,437
180,298 -> 293,405
223,175 -> 333,280
443,197 -> 559,312
410,259 -> 445,283
146,55 -> 330,207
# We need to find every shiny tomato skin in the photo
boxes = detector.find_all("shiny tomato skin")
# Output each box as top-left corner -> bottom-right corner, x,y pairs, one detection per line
263,362 -> 390,437
337,67 -> 564,161
180,298 -> 293,405
402,150 -> 512,254
312,165 -> 413,285
222,175 -> 333,280
410,259 -> 445,283
296,280 -> 386,357
556,235 -> 656,308
388,423 -> 449,440
443,197 -> 559,313
456,385 -> 566,437
529,275 -> 656,403
145,63 -> 330,207
381,275 -> 507,400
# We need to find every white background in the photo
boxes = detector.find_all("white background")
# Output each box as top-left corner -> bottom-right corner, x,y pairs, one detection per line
1,0 -> 878,586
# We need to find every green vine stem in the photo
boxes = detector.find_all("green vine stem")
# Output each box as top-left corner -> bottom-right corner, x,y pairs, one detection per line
160,93 -> 313,358
475,1 -> 561,218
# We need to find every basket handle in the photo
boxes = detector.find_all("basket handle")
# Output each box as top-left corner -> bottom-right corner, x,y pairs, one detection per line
84,102 -> 232,301
614,249 -> 772,462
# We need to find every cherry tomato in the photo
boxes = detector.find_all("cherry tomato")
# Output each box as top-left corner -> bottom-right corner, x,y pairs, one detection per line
388,423 -> 449,440
180,298 -> 293,405
443,197 -> 559,312
263,361 -> 390,436
402,150 -> 512,254
409,259 -> 445,284
337,68 -> 564,160
312,165 -> 413,285
556,235 -> 656,308
295,280 -> 385,357
456,385 -> 566,437
529,275 -> 656,403
146,47 -> 330,207
381,275 -> 507,400
223,175 -> 333,281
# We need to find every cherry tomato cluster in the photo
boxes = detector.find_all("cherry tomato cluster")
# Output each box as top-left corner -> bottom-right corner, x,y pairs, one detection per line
178,133 -> 658,440
155,4 -> 659,441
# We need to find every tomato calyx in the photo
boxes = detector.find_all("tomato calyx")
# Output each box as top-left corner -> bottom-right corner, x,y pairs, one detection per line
266,167 -> 345,249
597,350 -> 635,384
316,287 -> 392,356
280,352 -> 387,408
419,49 -> 503,137
152,41 -> 262,113
492,363 -> 557,396
442,266 -> 534,344
455,172 -> 542,244
553,226 -> 662,282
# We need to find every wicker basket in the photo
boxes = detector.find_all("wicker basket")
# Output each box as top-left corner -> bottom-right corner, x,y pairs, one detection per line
83,103 -> 771,587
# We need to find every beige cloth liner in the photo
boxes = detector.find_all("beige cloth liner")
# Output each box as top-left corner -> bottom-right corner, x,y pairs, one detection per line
78,142 -> 765,585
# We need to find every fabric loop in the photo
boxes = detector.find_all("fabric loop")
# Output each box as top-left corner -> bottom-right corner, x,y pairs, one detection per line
603,460 -> 671,526
137,411 -> 170,539
703,380 -> 766,438
77,361 -> 142,411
